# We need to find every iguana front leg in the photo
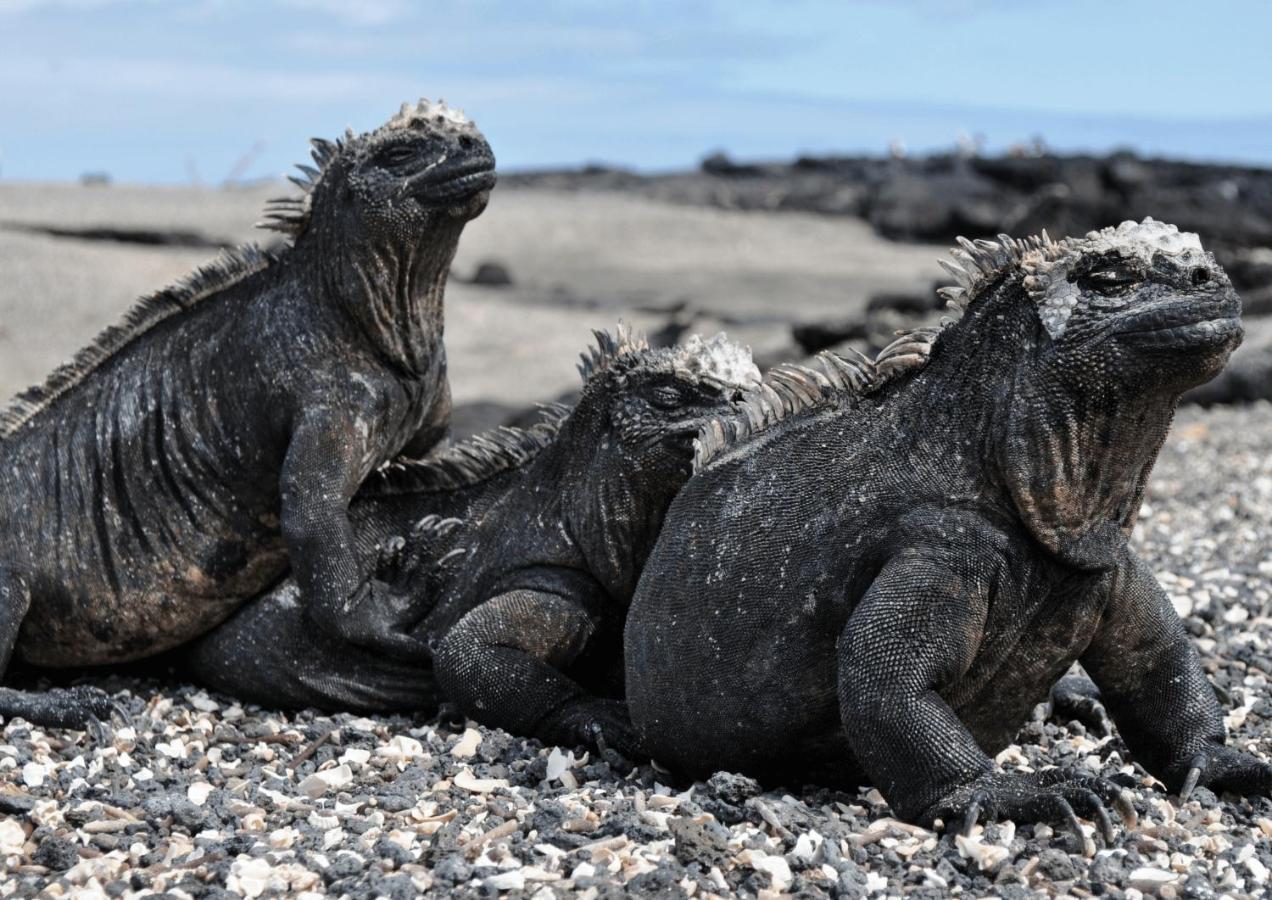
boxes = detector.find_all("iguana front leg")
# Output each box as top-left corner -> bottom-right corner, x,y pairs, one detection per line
839,553 -> 1129,841
432,590 -> 636,756
282,411 -> 428,660
1082,551 -> 1272,798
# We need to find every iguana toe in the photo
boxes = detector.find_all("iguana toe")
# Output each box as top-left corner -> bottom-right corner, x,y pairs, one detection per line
588,722 -> 637,775
933,769 -> 1132,855
1048,675 -> 1112,737
1177,745 -> 1272,800
0,684 -> 123,732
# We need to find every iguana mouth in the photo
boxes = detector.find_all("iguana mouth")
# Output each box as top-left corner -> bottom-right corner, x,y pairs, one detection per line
657,422 -> 704,458
410,158 -> 497,204
1114,297 -> 1242,350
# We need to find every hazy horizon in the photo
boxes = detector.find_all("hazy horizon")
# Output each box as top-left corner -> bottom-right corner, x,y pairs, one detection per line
2,0 -> 1270,185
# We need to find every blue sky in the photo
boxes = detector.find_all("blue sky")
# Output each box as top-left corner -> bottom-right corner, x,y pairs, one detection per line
2,0 -> 1270,183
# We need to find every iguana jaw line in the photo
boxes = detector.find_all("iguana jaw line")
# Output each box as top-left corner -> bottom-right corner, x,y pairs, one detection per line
405,159 -> 496,203
1112,298 -> 1242,349
656,422 -> 710,459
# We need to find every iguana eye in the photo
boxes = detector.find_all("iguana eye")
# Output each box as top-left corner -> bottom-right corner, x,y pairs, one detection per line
378,144 -> 418,167
649,386 -> 683,410
1078,266 -> 1141,297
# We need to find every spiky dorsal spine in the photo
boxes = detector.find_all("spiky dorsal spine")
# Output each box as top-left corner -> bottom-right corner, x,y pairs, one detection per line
692,348 -> 875,473
0,245 -> 274,439
576,323 -> 650,381
363,404 -> 570,497
690,321 -> 951,473
257,137 -> 339,238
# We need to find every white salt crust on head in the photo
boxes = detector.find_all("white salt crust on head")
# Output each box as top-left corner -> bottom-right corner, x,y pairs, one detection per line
1028,218 -> 1206,337
936,218 -> 1209,339
384,97 -> 474,131
674,333 -> 762,389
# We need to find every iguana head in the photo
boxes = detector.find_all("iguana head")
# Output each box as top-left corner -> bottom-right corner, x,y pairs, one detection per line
260,99 -> 495,373
931,218 -> 1241,568
1023,220 -> 1238,387
261,98 -> 495,242
565,326 -> 760,593
577,328 -> 761,475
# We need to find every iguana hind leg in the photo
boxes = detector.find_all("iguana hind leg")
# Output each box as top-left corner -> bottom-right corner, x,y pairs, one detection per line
184,581 -> 437,713
0,569 -> 120,730
433,590 -> 638,760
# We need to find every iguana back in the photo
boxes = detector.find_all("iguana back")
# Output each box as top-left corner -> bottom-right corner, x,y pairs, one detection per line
624,221 -> 1265,835
0,100 -> 496,728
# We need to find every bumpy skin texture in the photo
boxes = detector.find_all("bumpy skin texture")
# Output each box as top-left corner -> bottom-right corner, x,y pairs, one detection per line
184,331 -> 758,752
0,100 -> 495,727
625,220 -> 1265,834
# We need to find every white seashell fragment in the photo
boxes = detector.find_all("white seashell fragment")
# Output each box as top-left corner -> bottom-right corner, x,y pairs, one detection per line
955,833 -> 1010,871
454,768 -> 509,794
1129,867 -> 1179,890
0,819 -> 27,854
339,747 -> 371,767
377,735 -> 425,765
227,856 -> 274,898
485,869 -> 526,891
545,747 -> 575,782
297,764 -> 354,798
450,728 -> 482,759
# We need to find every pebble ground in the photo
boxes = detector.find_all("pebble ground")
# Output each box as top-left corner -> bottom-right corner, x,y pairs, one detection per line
2,403 -> 1270,899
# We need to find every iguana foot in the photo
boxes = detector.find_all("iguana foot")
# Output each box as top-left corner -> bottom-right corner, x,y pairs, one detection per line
926,770 -> 1136,855
547,699 -> 641,770
0,685 -> 126,732
588,722 -> 637,775
1177,745 -> 1272,800
1048,675 -> 1111,737
315,580 -> 431,662
433,701 -> 467,728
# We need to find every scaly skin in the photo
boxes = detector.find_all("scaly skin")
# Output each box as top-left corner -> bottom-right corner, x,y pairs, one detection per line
0,99 -> 494,728
625,219 -> 1264,840
182,330 -> 760,754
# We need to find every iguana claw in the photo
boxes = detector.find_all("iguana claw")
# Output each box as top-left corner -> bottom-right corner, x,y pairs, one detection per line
1174,745 -> 1272,801
1180,762 -> 1202,801
588,721 -> 636,775
934,769 -> 1133,855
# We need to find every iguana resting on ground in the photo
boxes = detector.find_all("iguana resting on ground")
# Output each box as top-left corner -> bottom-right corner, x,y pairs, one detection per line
183,328 -> 761,750
0,99 -> 494,728
625,219 -> 1265,840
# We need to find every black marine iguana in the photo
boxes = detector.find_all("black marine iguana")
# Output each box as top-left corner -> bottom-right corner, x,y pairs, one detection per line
183,328 -> 763,750
625,219 -> 1266,839
0,99 -> 494,728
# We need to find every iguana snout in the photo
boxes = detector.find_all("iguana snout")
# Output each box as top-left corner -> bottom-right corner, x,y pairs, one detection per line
1109,282 -> 1241,354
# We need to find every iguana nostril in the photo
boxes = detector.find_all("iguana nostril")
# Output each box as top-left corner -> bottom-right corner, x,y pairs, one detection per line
1191,266 -> 1211,286
458,134 -> 474,151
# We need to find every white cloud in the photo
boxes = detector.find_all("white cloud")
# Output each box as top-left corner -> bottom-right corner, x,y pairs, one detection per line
0,0 -> 158,12
275,0 -> 409,26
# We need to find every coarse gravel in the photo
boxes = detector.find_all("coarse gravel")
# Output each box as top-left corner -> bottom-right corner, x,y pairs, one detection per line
1,402 -> 1270,899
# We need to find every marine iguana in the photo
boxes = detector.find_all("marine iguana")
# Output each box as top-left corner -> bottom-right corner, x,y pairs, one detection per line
0,99 -> 494,728
625,219 -> 1263,839
183,328 -> 763,750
